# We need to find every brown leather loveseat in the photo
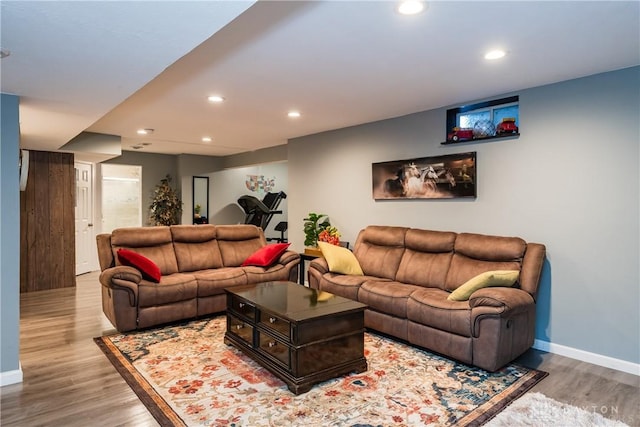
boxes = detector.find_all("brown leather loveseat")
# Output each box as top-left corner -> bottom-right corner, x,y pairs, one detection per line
97,224 -> 300,332
308,225 -> 545,371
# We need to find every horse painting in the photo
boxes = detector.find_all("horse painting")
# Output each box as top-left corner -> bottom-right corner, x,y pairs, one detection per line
373,152 -> 476,200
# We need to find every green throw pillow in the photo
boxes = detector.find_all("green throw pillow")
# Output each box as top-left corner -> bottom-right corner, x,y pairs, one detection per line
318,241 -> 364,276
447,270 -> 519,301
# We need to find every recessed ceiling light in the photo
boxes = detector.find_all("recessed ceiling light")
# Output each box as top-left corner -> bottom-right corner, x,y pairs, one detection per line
485,49 -> 506,60
136,128 -> 154,135
202,136 -> 212,143
288,111 -> 301,118
397,1 -> 426,15
207,95 -> 225,103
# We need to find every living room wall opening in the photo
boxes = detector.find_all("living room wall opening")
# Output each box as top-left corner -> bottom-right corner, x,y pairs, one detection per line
101,164 -> 142,232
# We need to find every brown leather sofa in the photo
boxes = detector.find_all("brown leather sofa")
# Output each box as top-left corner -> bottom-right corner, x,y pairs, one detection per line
97,224 -> 300,332
308,225 -> 546,371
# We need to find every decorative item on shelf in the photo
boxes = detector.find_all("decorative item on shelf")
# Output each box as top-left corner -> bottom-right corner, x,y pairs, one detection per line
194,204 -> 201,218
441,95 -> 519,145
472,119 -> 496,139
149,174 -> 183,226
447,127 -> 474,142
303,212 -> 331,256
496,117 -> 519,135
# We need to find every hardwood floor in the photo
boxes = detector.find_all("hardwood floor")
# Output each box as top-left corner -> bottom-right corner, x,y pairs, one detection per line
1,272 -> 157,427
1,271 -> 638,426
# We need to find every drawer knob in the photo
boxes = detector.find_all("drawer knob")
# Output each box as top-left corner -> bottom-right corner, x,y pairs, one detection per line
268,341 -> 277,348
269,317 -> 277,324
238,302 -> 245,308
235,324 -> 244,330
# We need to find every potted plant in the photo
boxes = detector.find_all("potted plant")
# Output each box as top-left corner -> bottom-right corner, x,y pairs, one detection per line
303,212 -> 331,249
194,204 -> 202,218
149,174 -> 183,226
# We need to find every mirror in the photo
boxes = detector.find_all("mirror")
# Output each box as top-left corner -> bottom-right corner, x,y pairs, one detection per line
193,176 -> 209,224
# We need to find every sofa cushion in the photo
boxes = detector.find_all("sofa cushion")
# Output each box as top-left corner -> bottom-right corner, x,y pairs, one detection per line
447,270 -> 519,301
242,243 -> 290,267
444,255 -> 522,292
171,225 -> 224,271
318,242 -> 363,275
454,233 -> 526,262
111,226 -> 179,275
407,288 -> 472,337
137,273 -> 198,308
444,233 -> 525,292
117,249 -> 161,282
194,268 -> 248,297
396,229 -> 456,289
216,225 -> 266,267
359,281 -> 422,318
353,226 -> 407,280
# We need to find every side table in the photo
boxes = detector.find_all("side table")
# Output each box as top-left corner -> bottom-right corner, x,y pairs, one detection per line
299,252 -> 320,285
298,243 -> 350,285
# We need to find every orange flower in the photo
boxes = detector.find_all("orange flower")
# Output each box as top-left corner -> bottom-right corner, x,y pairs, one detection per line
318,226 -> 341,246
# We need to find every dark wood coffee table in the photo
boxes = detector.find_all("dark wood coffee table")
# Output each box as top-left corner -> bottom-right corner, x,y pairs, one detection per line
224,281 -> 367,394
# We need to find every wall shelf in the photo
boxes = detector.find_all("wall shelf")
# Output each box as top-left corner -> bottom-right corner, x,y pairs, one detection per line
441,133 -> 520,146
444,95 -> 519,146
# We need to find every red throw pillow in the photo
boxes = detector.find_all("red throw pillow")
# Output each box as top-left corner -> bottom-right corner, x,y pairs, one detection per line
117,249 -> 162,283
242,243 -> 290,267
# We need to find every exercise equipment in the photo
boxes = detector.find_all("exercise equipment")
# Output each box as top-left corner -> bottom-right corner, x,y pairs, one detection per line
268,221 -> 288,243
237,191 -> 287,233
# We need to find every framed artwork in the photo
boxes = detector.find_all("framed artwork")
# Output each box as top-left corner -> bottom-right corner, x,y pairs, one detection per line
372,152 -> 476,200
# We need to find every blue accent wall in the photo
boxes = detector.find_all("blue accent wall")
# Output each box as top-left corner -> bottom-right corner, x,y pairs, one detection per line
1,93 -> 21,382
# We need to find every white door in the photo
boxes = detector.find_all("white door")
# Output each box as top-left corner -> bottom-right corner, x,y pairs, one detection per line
75,162 -> 94,275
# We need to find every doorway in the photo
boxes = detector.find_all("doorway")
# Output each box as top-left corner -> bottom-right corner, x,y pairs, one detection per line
75,161 -> 94,275
101,164 -> 142,233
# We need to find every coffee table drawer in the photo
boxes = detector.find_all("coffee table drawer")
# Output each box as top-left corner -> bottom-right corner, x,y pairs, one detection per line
258,331 -> 291,368
259,310 -> 291,339
227,314 -> 254,345
229,295 -> 255,320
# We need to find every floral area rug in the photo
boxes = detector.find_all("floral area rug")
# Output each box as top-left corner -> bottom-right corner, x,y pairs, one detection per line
95,316 -> 547,427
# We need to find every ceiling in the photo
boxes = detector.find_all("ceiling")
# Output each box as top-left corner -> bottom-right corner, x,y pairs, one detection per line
2,1 -> 639,160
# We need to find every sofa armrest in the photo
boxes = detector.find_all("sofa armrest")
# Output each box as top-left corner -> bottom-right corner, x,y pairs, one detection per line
99,266 -> 141,306
278,250 -> 301,266
309,258 -> 329,275
469,287 -> 535,338
469,287 -> 534,310
307,258 -> 329,289
99,265 -> 142,286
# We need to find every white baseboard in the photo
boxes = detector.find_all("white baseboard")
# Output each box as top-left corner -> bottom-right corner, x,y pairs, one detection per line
533,339 -> 639,376
0,364 -> 23,387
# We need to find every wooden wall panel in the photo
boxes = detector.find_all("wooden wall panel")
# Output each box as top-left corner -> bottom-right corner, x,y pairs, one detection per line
20,150 -> 76,292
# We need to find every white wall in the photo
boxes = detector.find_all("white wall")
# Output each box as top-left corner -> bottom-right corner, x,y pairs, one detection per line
288,67 -> 640,369
210,162 -> 289,240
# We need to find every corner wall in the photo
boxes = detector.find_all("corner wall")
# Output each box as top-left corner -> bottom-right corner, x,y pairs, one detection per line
288,67 -> 640,370
1,93 -> 22,385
